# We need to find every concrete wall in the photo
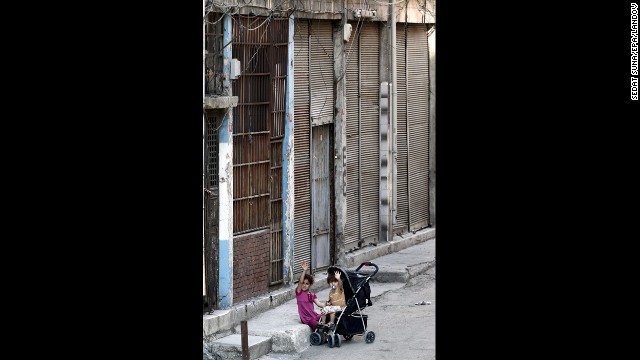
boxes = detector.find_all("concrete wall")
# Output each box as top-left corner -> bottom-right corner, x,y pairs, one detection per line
211,0 -> 436,23
217,15 -> 235,309
232,230 -> 271,303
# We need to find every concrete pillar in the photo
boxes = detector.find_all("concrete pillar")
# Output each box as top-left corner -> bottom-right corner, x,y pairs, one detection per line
333,5 -> 347,267
203,0 -> 207,298
282,14 -> 295,285
379,21 -> 391,243
218,14 -> 234,309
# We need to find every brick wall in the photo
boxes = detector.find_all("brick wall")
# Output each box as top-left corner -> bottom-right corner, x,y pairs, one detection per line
233,229 -> 270,304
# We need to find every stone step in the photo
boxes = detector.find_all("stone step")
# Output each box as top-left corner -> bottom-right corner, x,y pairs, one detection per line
210,334 -> 272,360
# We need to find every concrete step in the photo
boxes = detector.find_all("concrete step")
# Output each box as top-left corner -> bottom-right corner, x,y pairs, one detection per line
210,334 -> 272,360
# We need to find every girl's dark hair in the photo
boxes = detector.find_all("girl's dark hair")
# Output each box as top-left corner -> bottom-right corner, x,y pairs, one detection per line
326,273 -> 336,284
304,273 -> 314,285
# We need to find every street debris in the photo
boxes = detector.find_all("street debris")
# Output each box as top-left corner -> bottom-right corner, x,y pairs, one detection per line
414,300 -> 432,305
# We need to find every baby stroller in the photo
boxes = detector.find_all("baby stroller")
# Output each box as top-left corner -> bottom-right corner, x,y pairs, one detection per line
310,262 -> 378,348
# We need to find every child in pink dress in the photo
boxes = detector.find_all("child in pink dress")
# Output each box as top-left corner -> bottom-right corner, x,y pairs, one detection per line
295,260 -> 326,331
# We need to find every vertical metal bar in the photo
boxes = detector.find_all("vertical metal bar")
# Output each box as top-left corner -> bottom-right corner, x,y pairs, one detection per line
241,320 -> 249,360
390,1 -> 397,228
307,23 -> 313,271
310,124 -> 315,271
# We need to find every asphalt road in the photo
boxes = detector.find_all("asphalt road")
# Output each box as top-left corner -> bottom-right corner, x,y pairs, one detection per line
257,266 -> 436,360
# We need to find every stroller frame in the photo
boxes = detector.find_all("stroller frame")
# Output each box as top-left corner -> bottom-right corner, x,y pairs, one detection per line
310,262 -> 379,348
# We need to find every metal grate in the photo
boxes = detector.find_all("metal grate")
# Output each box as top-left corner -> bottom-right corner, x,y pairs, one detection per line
206,115 -> 219,188
232,15 -> 287,284
205,12 -> 225,96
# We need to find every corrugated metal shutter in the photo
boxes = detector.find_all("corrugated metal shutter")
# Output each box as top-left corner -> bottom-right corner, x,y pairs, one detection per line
344,21 -> 360,249
293,20 -> 311,275
406,24 -> 430,230
359,22 -> 380,242
344,21 -> 379,249
309,21 -> 334,125
395,23 -> 409,231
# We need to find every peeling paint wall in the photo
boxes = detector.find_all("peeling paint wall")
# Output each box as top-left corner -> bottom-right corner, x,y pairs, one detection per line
333,10 -> 348,267
218,14 -> 235,309
282,15 -> 296,285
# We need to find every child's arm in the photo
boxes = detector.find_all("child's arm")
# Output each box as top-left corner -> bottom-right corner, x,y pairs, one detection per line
296,261 -> 309,293
334,271 -> 343,287
313,298 -> 325,308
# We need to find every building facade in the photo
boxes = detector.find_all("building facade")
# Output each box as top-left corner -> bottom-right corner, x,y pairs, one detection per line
203,0 -> 435,310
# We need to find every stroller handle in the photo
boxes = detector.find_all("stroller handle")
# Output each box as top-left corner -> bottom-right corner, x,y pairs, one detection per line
355,262 -> 378,277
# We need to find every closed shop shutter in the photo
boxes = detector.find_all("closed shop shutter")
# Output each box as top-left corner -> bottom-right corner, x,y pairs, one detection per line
359,22 -> 380,243
344,21 -> 380,249
395,23 -> 409,232
344,21 -> 361,249
293,20 -> 311,275
309,21 -> 334,125
406,24 -> 430,230
293,19 -> 335,275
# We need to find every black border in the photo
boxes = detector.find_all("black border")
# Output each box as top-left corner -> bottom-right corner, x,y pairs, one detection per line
26,1 -> 637,357
436,2 -> 636,358
37,3 -> 205,357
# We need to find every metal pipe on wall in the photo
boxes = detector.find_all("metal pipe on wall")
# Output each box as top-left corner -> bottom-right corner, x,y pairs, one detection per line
202,0 -> 207,299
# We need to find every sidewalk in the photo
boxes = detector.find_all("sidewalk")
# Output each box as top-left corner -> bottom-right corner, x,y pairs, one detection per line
203,228 -> 435,360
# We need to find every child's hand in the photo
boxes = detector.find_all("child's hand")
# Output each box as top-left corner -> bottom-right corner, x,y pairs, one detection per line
334,270 -> 340,279
301,261 -> 309,271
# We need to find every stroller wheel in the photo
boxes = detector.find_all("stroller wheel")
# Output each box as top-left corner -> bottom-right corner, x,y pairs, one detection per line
310,332 -> 322,346
365,331 -> 376,344
327,334 -> 335,348
343,335 -> 353,341
335,334 -> 342,347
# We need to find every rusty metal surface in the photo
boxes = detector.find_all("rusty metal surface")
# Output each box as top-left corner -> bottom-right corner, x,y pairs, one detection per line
232,15 -> 288,284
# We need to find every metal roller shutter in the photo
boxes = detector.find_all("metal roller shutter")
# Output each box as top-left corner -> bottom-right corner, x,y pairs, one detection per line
309,21 -> 334,125
344,21 -> 360,249
293,20 -> 311,275
406,24 -> 430,230
359,22 -> 380,243
395,23 -> 409,232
